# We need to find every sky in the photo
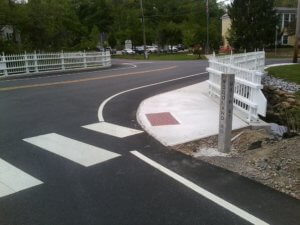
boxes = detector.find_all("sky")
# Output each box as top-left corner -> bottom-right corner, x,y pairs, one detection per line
217,0 -> 232,4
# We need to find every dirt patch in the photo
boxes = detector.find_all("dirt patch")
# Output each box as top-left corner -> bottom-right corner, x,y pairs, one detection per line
173,129 -> 300,200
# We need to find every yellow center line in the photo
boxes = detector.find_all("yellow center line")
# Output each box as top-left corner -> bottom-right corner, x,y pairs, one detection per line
0,66 -> 177,92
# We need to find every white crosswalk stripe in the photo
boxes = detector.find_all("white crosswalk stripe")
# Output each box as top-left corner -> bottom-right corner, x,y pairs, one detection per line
0,158 -> 43,198
82,122 -> 143,138
23,133 -> 121,167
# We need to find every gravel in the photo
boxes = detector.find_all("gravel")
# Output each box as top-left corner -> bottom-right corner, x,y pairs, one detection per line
262,74 -> 300,93
173,129 -> 300,200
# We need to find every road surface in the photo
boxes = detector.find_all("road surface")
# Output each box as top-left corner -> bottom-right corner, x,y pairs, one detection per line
0,59 -> 299,225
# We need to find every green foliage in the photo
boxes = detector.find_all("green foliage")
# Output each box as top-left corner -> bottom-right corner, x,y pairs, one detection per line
108,33 -> 117,48
158,22 -> 182,47
0,0 -> 224,52
228,0 -> 278,51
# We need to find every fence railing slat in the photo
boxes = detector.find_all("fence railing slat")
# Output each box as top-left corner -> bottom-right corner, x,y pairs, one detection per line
206,51 -> 267,123
0,51 -> 111,77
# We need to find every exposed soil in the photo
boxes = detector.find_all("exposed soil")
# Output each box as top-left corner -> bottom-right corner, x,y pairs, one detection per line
173,129 -> 300,200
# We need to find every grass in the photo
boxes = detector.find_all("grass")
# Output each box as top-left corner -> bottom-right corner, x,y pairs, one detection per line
112,53 -> 204,61
266,64 -> 300,84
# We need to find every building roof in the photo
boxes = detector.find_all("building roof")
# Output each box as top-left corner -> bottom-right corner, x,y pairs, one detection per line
275,7 -> 297,13
221,7 -> 296,21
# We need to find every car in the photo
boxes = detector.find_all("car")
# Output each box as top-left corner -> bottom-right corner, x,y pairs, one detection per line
219,46 -> 234,54
177,44 -> 185,51
147,46 -> 158,53
105,47 -> 117,55
122,49 -> 135,55
171,46 -> 178,52
134,46 -> 145,54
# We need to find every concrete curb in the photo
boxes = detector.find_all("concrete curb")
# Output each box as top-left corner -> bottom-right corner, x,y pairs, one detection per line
136,82 -> 253,147
136,81 -> 272,147
136,94 -> 170,147
264,63 -> 299,69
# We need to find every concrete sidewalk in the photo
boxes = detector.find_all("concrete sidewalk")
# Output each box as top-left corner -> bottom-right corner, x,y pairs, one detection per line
137,82 -> 249,146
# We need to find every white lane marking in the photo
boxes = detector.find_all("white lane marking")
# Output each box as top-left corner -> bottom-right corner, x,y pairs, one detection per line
0,158 -> 43,198
23,133 -> 121,167
0,63 -> 137,83
131,151 -> 269,225
98,72 -> 208,121
83,122 -> 143,138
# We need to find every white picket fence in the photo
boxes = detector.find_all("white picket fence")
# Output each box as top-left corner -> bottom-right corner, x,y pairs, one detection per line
206,51 -> 267,123
210,51 -> 265,72
0,51 -> 111,77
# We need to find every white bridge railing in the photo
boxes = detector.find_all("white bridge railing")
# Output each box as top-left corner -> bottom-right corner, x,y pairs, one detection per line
0,51 -> 111,77
206,51 -> 267,123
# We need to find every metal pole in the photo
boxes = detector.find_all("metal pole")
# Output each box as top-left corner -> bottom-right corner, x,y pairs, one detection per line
140,0 -> 147,59
205,0 -> 209,54
293,0 -> 300,63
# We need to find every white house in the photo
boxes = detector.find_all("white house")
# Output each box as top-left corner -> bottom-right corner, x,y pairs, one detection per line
0,25 -> 21,43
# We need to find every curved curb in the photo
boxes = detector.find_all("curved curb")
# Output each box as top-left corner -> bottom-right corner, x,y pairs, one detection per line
136,96 -> 170,147
264,63 -> 299,69
97,66 -> 180,121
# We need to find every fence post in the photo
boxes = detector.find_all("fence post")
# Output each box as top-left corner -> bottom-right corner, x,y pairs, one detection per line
34,51 -> 39,72
61,50 -> 65,70
24,51 -> 29,74
107,51 -> 111,66
83,50 -> 87,68
101,51 -> 105,67
105,51 -> 109,66
1,52 -> 8,76
218,73 -> 235,153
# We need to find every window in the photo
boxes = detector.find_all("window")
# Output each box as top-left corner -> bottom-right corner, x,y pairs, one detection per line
291,14 -> 296,22
284,14 -> 290,28
282,35 -> 288,45
5,32 -> 13,41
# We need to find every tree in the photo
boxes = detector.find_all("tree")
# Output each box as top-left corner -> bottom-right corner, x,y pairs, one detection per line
158,22 -> 182,48
108,33 -> 117,48
0,0 -> 225,53
275,0 -> 298,7
228,0 -> 278,51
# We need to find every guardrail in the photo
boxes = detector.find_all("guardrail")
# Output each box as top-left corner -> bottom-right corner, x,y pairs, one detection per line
206,51 -> 267,123
0,51 -> 111,77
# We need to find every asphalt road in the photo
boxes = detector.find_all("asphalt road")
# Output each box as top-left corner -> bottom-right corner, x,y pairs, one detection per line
0,59 -> 299,225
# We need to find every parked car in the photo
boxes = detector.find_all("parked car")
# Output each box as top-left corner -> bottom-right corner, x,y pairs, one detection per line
106,47 -> 117,55
147,46 -> 158,53
177,44 -> 185,51
134,46 -> 145,54
170,46 -> 178,52
122,49 -> 135,55
219,46 -> 234,54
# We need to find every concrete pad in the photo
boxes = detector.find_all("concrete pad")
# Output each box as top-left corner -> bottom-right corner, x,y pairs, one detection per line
137,82 -> 249,146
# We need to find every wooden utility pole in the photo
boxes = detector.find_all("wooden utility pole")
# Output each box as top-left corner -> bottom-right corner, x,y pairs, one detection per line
293,0 -> 300,63
205,0 -> 210,54
140,0 -> 148,59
